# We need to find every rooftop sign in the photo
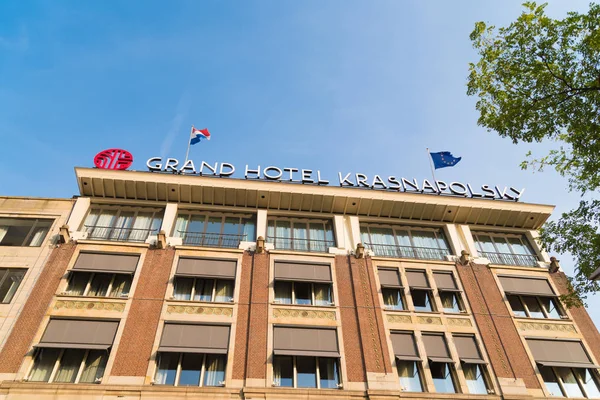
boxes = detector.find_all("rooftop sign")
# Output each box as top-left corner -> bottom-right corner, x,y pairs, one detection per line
145,157 -> 525,201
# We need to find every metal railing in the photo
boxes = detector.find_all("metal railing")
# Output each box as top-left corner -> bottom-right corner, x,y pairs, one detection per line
364,242 -> 449,261
84,225 -> 157,243
481,251 -> 539,267
267,236 -> 335,253
179,231 -> 246,248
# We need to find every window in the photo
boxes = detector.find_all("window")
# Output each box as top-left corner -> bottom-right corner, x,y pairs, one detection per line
382,288 -> 405,310
65,271 -> 131,298
429,361 -> 458,393
173,277 -> 234,302
422,333 -> 458,393
274,281 -> 333,306
473,232 -> 538,267
360,225 -> 450,260
29,348 -> 108,383
0,218 -> 53,247
175,212 -> 255,248
267,218 -> 335,253
433,272 -> 464,313
84,207 -> 162,242
506,294 -> 563,319
406,270 -> 435,312
540,366 -> 600,398
463,364 -> 490,394
378,268 -> 405,311
0,268 -> 26,303
155,352 -> 226,387
453,335 -> 491,394
273,356 -> 340,389
391,332 -> 424,392
398,360 -> 423,392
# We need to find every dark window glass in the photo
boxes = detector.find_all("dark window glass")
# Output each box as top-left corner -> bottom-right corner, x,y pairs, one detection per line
296,356 -> 317,388
214,280 -> 234,302
575,368 -> 600,398
464,363 -> 489,394
398,360 -> 423,392
440,292 -> 461,313
507,295 -> 527,317
274,281 -> 292,304
79,350 -> 108,383
539,297 -> 562,319
66,272 -> 91,296
319,358 -> 340,389
0,218 -> 52,247
273,356 -> 293,387
29,348 -> 61,382
179,353 -> 202,386
294,282 -> 312,305
195,278 -> 215,302
314,283 -> 333,306
411,289 -> 434,312
203,354 -> 226,386
556,367 -> 584,398
53,349 -> 85,383
539,366 -> 564,397
0,268 -> 26,303
173,277 -> 194,300
87,273 -> 112,297
382,288 -> 404,310
429,361 -> 457,393
522,296 -> 545,318
155,353 -> 179,385
109,274 -> 132,297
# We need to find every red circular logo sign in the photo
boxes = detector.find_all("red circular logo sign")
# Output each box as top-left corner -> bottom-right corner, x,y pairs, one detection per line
94,148 -> 133,170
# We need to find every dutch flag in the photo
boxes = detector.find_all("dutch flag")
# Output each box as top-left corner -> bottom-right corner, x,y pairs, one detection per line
190,127 -> 211,145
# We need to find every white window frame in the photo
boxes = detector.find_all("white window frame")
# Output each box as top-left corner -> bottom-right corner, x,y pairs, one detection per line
28,348 -> 107,384
267,217 -> 336,250
540,365 -> 600,398
155,352 -> 226,387
172,276 -> 234,303
272,355 -> 340,389
65,271 -> 131,298
273,281 -> 334,306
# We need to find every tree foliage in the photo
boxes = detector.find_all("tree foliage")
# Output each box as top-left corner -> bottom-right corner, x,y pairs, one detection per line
467,2 -> 600,305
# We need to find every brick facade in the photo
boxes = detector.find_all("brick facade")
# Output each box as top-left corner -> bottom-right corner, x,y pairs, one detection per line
0,242 -> 76,373
232,252 -> 253,380
111,248 -> 175,376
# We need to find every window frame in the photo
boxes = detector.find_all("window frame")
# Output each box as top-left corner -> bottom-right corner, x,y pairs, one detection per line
540,365 -> 600,398
272,355 -> 341,389
273,280 -> 334,306
397,359 -> 425,392
174,211 -> 256,243
28,347 -> 108,384
0,268 -> 27,303
506,294 -> 564,319
267,217 -> 336,252
172,276 -> 235,303
0,217 -> 53,247
82,206 -> 163,242
428,360 -> 460,393
64,271 -> 132,298
472,231 -> 539,265
462,362 -> 493,395
410,288 -> 436,312
154,352 -> 226,387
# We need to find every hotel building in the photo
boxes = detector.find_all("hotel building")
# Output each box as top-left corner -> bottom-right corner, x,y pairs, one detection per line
0,166 -> 598,400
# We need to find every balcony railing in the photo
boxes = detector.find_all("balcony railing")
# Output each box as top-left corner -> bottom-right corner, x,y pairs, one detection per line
84,225 -> 157,243
179,231 -> 246,248
481,251 -> 539,267
268,236 -> 335,253
364,242 -> 449,261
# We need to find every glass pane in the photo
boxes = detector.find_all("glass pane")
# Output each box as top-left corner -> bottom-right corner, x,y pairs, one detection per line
109,212 -> 134,241
429,362 -> 457,393
493,237 -> 512,254
223,217 -> 240,236
187,215 -> 205,233
79,350 -> 108,383
507,295 -> 527,317
395,229 -> 412,247
382,288 -> 404,310
87,273 -> 112,297
319,358 -> 340,389
241,218 -> 256,242
575,368 -> 600,398
411,289 -> 433,312
398,360 -> 423,392
296,356 -> 317,388
54,349 -> 86,383
324,222 -> 335,244
0,269 -> 26,303
308,223 -> 326,252
556,367 -> 584,398
203,354 -> 225,386
65,272 -> 90,296
539,366 -> 564,397
507,237 -> 534,255
369,227 -> 396,256
274,281 -> 292,304
523,297 -> 545,318
539,297 -> 561,319
194,279 -> 214,302
293,223 -> 308,251
440,292 -> 461,313
273,356 -> 293,387
174,277 -> 194,301
214,280 -> 234,302
474,235 -> 495,253
179,353 -> 202,386
294,282 -> 312,305
129,212 -> 153,241
26,227 -> 49,246
29,348 -> 61,382
0,223 -> 32,246
155,353 -> 179,385
411,230 -> 438,249
109,274 -> 132,297
205,217 -> 222,247
314,283 -> 333,306
174,215 -> 188,237
464,364 -> 488,394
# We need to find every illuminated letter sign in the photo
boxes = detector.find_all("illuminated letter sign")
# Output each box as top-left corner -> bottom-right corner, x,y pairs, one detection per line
94,149 -> 134,170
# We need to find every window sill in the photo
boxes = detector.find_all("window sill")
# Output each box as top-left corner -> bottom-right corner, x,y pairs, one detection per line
442,311 -> 469,316
514,316 -> 570,322
271,302 -> 336,309
382,308 -> 410,313
55,294 -> 129,300
175,244 -> 244,253
166,299 -> 235,305
75,239 -> 149,248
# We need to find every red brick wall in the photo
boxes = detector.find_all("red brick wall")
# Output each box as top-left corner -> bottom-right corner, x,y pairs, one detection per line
245,252 -> 269,380
456,262 -> 540,389
232,252 -> 253,380
0,242 -> 76,373
334,255 -> 367,382
110,248 -> 175,376
550,272 -> 600,363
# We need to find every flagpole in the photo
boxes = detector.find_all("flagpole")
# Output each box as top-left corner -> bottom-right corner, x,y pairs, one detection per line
426,148 -> 437,183
184,125 -> 193,164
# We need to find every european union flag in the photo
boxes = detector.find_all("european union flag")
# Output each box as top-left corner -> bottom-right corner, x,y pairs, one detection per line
430,151 -> 461,169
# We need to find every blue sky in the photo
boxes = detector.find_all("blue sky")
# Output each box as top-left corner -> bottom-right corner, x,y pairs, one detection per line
1,1 -> 597,322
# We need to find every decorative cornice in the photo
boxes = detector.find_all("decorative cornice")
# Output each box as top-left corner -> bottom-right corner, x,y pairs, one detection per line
272,308 -> 335,320
166,305 -> 233,317
517,321 -> 577,333
54,300 -> 125,312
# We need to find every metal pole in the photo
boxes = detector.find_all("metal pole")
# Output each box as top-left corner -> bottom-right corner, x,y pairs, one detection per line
184,125 -> 193,163
426,148 -> 437,183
